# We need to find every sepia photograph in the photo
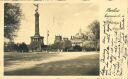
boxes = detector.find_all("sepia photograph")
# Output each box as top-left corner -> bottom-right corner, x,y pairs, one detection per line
4,2 -> 100,76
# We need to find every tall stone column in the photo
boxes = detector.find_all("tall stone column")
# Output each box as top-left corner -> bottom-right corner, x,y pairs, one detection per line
35,12 -> 40,36
30,4 -> 44,52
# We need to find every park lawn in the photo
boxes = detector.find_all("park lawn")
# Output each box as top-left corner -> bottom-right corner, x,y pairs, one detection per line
4,52 -> 59,66
4,52 -> 99,76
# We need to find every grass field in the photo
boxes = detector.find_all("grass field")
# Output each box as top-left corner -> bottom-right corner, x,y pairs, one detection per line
4,52 -> 99,76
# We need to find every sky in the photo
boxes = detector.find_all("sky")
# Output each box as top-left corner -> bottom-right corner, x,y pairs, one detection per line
14,2 -> 100,44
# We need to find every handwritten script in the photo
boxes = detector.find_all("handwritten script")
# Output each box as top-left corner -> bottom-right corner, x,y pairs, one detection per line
100,7 -> 128,77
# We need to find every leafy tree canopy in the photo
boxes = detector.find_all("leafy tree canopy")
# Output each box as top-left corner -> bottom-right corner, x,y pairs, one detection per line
4,3 -> 22,41
88,20 -> 100,41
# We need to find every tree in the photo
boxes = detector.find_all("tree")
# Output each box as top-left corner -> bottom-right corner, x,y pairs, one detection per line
4,3 -> 22,41
53,42 -> 63,51
18,42 -> 29,52
88,20 -> 100,51
89,20 -> 100,41
73,45 -> 82,51
62,40 -> 72,51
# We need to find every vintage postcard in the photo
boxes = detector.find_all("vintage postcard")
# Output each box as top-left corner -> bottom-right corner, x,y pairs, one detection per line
0,0 -> 128,79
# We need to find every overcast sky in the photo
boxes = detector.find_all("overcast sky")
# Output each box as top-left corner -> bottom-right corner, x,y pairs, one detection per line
14,2 -> 100,44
